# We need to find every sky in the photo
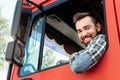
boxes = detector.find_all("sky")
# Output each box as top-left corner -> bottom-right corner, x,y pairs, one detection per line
0,0 -> 17,80
0,0 -> 17,27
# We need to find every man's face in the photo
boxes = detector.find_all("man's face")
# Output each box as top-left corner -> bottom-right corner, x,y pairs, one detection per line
75,16 -> 101,45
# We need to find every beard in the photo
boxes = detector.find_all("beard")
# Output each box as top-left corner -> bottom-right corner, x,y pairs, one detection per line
81,34 -> 93,45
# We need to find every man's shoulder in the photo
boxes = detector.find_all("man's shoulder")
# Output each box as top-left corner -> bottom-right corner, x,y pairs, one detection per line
88,34 -> 106,46
96,34 -> 105,38
93,34 -> 106,41
86,34 -> 106,50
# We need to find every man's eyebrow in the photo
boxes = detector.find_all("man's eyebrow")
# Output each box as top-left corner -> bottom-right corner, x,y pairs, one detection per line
76,25 -> 91,31
83,25 -> 91,28
76,29 -> 81,32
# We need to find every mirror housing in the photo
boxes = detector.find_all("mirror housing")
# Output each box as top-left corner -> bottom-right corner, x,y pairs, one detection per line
5,41 -> 25,67
5,0 -> 32,66
11,0 -> 32,44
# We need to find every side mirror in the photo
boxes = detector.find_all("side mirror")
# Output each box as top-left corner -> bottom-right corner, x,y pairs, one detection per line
5,0 -> 32,66
5,41 -> 25,67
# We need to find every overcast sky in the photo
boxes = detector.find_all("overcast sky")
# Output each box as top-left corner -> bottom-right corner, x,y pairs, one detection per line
0,1 -> 17,80
0,0 -> 17,27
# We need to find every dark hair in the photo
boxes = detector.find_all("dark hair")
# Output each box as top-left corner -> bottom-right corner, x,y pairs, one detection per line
73,12 -> 97,24
73,12 -> 104,34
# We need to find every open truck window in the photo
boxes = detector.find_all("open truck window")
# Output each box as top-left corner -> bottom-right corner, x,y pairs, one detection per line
17,0 -> 108,76
19,14 -> 82,76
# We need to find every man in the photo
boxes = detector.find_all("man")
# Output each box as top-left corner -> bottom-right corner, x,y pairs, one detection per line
69,12 -> 107,73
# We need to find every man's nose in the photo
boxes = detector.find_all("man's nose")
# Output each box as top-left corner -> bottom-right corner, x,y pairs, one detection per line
82,31 -> 87,37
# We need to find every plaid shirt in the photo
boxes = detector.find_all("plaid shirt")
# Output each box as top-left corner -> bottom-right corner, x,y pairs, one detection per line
70,34 -> 107,73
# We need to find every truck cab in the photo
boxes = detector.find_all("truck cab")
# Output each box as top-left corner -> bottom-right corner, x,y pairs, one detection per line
5,0 -> 120,80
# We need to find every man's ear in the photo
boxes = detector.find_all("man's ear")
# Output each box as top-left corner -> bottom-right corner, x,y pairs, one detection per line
96,23 -> 101,32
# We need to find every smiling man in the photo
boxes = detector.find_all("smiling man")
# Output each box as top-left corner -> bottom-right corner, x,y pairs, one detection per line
69,12 -> 107,73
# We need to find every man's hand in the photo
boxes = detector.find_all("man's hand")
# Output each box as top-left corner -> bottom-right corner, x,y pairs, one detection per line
57,60 -> 68,65
69,53 -> 75,60
69,53 -> 76,64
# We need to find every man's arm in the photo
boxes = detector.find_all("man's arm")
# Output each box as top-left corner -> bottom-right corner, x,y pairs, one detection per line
69,34 -> 107,73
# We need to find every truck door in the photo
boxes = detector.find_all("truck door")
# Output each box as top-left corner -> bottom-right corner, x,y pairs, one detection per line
7,0 -> 120,80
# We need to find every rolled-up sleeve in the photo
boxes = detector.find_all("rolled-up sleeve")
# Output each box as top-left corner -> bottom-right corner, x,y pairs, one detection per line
70,50 -> 92,73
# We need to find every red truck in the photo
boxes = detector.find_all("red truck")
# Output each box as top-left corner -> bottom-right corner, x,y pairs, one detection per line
5,0 -> 120,80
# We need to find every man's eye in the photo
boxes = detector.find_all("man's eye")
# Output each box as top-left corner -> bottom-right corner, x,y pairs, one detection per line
77,30 -> 82,33
85,26 -> 90,30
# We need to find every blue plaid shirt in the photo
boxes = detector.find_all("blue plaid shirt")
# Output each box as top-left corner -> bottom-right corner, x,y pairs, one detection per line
69,34 -> 107,73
